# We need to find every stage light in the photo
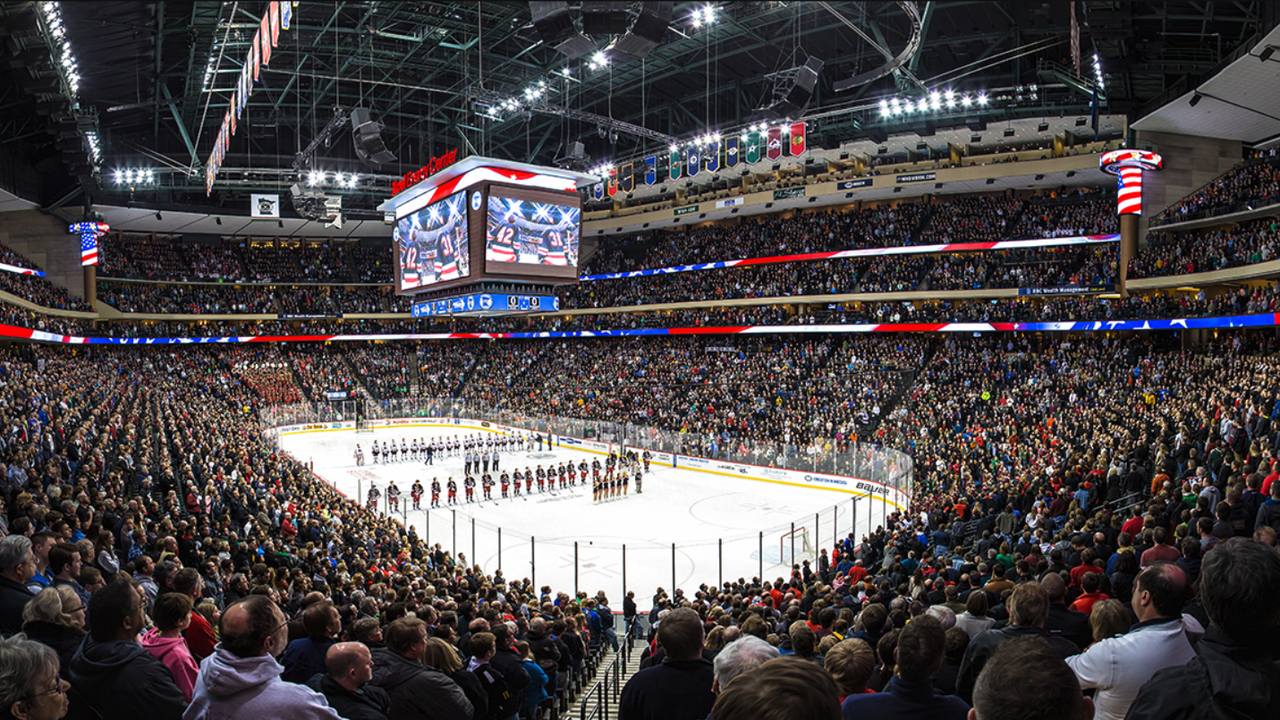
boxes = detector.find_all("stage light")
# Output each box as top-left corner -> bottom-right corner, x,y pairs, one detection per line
335,172 -> 346,186
976,93 -> 988,106
961,95 -> 972,107
880,99 -> 890,117
348,174 -> 360,188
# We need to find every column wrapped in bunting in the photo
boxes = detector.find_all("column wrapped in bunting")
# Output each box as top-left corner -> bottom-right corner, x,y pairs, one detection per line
1099,149 -> 1162,215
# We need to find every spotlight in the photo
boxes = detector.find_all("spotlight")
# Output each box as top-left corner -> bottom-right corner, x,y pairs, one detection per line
308,171 -> 322,186
155,212 -> 162,220
976,93 -> 988,106
335,172 -> 346,186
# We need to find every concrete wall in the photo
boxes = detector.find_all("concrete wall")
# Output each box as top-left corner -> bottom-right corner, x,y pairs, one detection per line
1133,130 -> 1242,223
0,210 -> 85,299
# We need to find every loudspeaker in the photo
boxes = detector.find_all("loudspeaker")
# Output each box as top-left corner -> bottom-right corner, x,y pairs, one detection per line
611,1 -> 672,60
531,1 -> 595,58
351,108 -> 396,167
966,118 -> 987,132
759,57 -> 824,119
582,1 -> 629,35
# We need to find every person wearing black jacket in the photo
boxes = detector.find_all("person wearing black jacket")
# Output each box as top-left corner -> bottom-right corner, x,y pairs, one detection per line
623,591 -> 638,637
488,623 -> 530,717
619,608 -> 715,720
306,642 -> 392,720
65,579 -> 186,720
1126,538 -> 1280,720
0,534 -> 36,637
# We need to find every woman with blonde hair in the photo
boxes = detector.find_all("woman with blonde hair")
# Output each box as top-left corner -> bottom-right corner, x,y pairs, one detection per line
1087,599 -> 1131,645
21,585 -> 86,670
421,636 -> 487,718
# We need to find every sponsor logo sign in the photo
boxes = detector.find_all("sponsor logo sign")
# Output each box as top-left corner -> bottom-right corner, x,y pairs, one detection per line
837,178 -> 873,190
772,186 -> 805,200
714,197 -> 745,209
673,205 -> 700,217
896,172 -> 937,184
803,474 -> 850,487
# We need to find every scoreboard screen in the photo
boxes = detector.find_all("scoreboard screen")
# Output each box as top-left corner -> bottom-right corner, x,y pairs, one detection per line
394,191 -> 471,293
484,187 -> 580,280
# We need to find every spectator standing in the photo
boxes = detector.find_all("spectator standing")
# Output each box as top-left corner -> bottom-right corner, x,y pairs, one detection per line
0,634 -> 71,720
840,615 -> 968,720
710,656 -> 841,720
367,618 -> 472,720
305,642 -> 392,720
0,535 -> 37,636
282,601 -> 342,684
619,608 -> 716,720
22,586 -> 87,673
141,593 -> 201,704
956,582 -> 1078,704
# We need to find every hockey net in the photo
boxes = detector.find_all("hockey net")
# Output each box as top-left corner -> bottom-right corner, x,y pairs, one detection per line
779,526 -> 814,566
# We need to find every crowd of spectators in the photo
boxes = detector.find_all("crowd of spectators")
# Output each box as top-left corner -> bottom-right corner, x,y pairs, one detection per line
98,234 -> 193,281
1154,158 -> 1280,226
345,346 -> 412,399
0,272 -> 92,312
916,195 -> 1022,244
287,345 -> 364,402
185,245 -> 244,281
1012,194 -> 1117,239
1129,217 -> 1280,279
98,282 -> 277,315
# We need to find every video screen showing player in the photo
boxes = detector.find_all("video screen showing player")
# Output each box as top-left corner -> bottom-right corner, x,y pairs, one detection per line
485,197 -> 580,267
394,191 -> 470,291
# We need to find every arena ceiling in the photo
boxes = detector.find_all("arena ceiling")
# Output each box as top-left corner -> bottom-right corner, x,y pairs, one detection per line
0,1 -> 1274,215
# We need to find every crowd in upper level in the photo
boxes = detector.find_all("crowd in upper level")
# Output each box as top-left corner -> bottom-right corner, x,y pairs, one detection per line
1153,156 -> 1280,226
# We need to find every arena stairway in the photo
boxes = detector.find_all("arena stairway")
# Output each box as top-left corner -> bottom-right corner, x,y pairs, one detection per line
562,632 -> 640,720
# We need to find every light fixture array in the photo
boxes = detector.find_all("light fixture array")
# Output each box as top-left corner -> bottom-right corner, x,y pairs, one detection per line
306,171 -> 360,189
879,89 -> 988,117
112,168 -> 155,186
689,4 -> 717,28
38,2 -> 79,95
1092,53 -> 1105,92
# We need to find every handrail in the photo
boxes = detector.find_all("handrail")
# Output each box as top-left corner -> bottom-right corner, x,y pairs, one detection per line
579,644 -> 626,720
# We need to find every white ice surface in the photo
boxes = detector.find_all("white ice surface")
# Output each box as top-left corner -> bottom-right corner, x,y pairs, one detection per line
279,426 -> 883,599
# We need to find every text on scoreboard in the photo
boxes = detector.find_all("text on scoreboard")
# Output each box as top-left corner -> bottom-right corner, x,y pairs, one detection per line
412,292 -> 560,317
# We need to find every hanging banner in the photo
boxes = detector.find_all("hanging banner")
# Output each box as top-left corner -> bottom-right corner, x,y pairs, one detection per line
789,121 -> 806,155
270,2 -> 281,46
259,15 -> 272,67
619,163 -> 634,194
607,167 -> 618,197
766,127 -> 783,161
725,136 -> 740,168
251,194 -> 281,218
281,0 -> 292,29
687,146 -> 700,177
644,155 -> 657,185
745,133 -> 761,164
705,140 -> 721,173
592,183 -> 604,201
669,149 -> 682,180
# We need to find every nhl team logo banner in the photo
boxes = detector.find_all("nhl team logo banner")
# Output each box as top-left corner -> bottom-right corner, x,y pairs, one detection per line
687,147 -> 700,176
644,155 -> 657,185
669,148 -> 682,180
592,183 -> 604,201
746,132 -> 762,164
251,194 -> 280,218
766,127 -> 783,161
790,121 -> 806,155
619,163 -> 634,193
705,140 -> 721,173
607,168 -> 618,197
725,137 -> 740,168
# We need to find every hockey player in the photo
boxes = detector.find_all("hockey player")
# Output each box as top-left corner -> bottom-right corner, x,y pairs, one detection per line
410,438 -> 419,461
592,458 -> 602,483
411,480 -> 424,510
536,465 -> 546,493
525,466 -> 534,495
447,477 -> 457,505
387,482 -> 400,512
367,484 -> 381,511
431,478 -> 441,508
388,441 -> 398,463
400,439 -> 408,461
371,442 -> 381,464
643,449 -> 652,473
634,467 -> 642,494
567,461 -> 577,487
464,474 -> 475,503
512,469 -> 522,497
558,463 -> 568,489
482,472 -> 493,501
578,459 -> 588,483
500,471 -> 510,499
354,445 -> 364,466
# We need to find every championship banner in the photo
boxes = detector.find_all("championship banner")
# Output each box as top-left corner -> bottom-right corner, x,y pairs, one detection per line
644,155 -> 657,185
746,132 -> 761,164
280,0 -> 291,29
592,183 -> 604,201
669,148 -> 682,180
619,163 -> 634,194
766,127 -> 783,161
789,121 -> 806,155
725,136 -> 740,168
270,2 -> 281,46
606,168 -> 618,197
686,146 -> 700,177
705,140 -> 721,172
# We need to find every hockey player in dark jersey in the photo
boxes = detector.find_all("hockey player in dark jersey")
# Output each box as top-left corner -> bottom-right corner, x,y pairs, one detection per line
431,478 -> 441,508
512,469 -> 522,496
367,484 -> 381,510
464,474 -> 475,503
500,471 -> 510,498
447,477 -> 457,505
482,472 -> 493,501
558,463 -> 568,489
643,449 -> 652,473
524,466 -> 534,495
411,480 -> 424,510
535,465 -> 546,493
387,482 -> 400,512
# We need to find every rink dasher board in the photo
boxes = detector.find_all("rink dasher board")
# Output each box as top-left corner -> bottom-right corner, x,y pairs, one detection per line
269,417 -> 910,512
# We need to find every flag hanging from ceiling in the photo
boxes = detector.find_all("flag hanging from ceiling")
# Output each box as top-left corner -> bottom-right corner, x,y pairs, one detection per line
281,0 -> 292,29
259,16 -> 272,66
789,121 -> 807,155
607,167 -> 618,197
705,140 -> 721,172
724,136 -> 740,168
669,148 -> 682,180
593,182 -> 604,201
270,2 -> 281,46
746,132 -> 762,164
766,127 -> 783,161
687,146 -> 700,176
644,155 -> 657,185
619,163 -> 634,193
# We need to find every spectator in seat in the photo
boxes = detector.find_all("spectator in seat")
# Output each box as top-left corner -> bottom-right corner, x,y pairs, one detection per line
368,618 -> 472,720
619,607 -> 715,720
173,568 -> 217,662
711,635 -> 779,693
0,633 -> 70,720
822,638 -> 874,702
1065,562 -> 1195,720
422,637 -> 487,720
282,600 -> 341,684
0,535 -> 37,637
66,579 -> 186,720
185,594 -> 340,720
1126,539 -> 1280,720
487,623 -> 529,720
970,636 -> 1094,720
956,582 -> 1078,704
841,614 -> 968,720
711,656 -> 841,720
140,592 -> 200,703
21,586 -> 85,672
305,642 -> 392,720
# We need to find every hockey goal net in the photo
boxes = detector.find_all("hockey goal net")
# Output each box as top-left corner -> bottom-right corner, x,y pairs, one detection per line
779,526 -> 814,566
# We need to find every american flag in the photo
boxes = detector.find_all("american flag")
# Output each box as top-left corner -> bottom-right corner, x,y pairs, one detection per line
69,222 -> 108,266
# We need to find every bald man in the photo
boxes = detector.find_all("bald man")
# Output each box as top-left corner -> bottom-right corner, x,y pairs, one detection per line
306,642 -> 392,720
185,595 -> 341,719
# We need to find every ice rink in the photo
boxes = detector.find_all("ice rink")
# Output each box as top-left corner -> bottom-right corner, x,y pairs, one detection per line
278,425 -> 885,600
